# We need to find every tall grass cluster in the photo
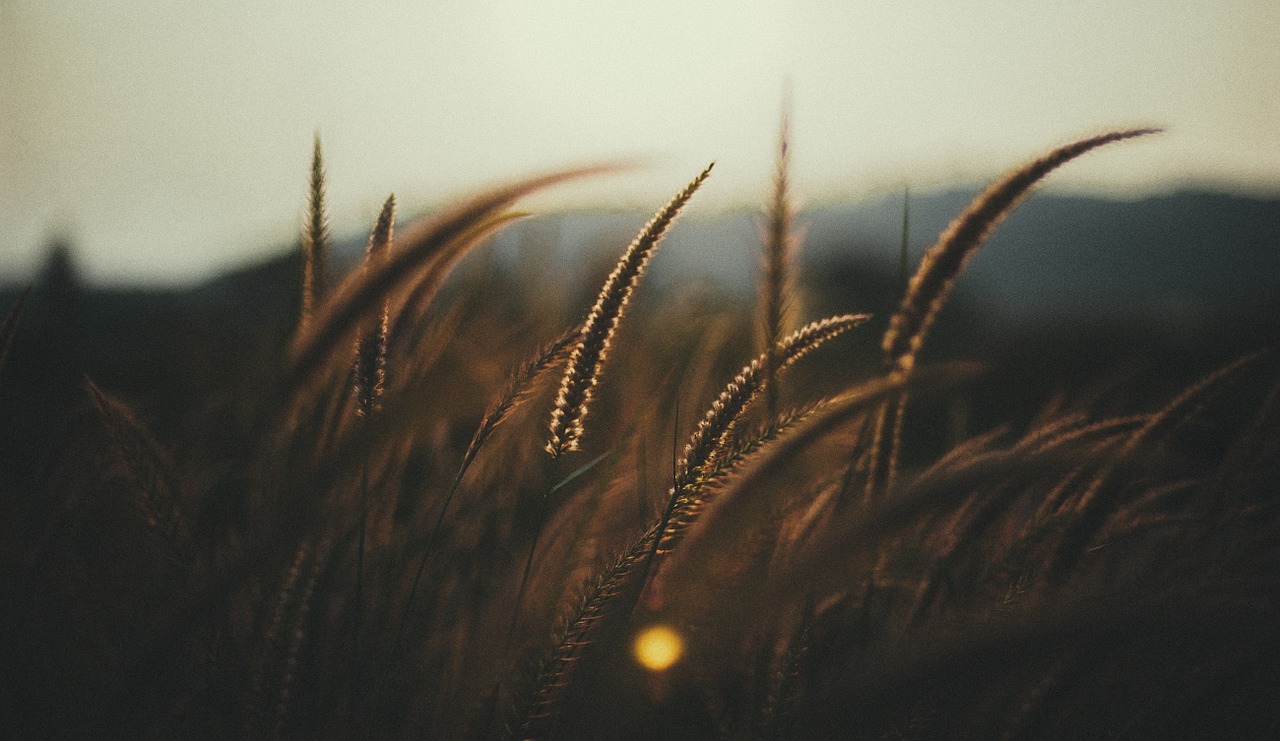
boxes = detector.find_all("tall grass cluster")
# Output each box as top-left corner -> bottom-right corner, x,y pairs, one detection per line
2,121 -> 1279,740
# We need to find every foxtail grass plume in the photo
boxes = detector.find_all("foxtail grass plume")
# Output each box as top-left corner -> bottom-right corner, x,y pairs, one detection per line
678,314 -> 869,493
866,128 -> 1160,501
301,134 -> 330,330
882,128 -> 1161,376
546,163 -> 715,458
285,163 -> 619,409
761,94 -> 798,418
649,314 -> 869,579
353,194 -> 395,416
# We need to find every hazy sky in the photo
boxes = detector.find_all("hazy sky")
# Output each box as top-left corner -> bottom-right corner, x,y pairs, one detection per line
3,0 -> 1279,285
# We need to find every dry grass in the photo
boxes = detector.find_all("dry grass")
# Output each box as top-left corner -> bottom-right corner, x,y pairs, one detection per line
2,124 -> 1278,741
547,162 -> 714,458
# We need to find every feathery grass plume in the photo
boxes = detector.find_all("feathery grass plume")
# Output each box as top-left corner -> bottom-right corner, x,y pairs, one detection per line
1045,350 -> 1268,581
761,94 -> 797,418
865,128 -> 1161,500
244,537 -> 332,741
653,363 -> 979,609
882,128 -> 1161,375
301,134 -> 330,330
0,286 -> 31,383
752,606 -> 812,739
462,325 -> 582,480
638,315 -> 867,612
386,210 -> 528,363
514,312 -> 869,739
85,379 -> 189,567
546,162 -> 714,458
514,521 -> 663,741
282,164 -> 620,440
705,399 -> 833,492
389,209 -> 529,358
353,194 -> 395,417
247,539 -> 311,738
653,314 -> 871,559
379,325 -> 582,699
863,396 -> 906,502
274,539 -> 330,740
350,196 -> 393,727
863,188 -> 912,502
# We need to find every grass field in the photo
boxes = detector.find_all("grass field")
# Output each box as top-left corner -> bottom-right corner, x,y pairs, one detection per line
2,125 -> 1278,740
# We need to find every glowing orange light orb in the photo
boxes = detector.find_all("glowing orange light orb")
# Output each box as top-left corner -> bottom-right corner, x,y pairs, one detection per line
633,624 -> 684,671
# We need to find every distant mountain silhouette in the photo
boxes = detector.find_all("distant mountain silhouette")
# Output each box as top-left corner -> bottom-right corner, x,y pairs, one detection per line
5,189 -> 1277,328
470,188 -> 1280,325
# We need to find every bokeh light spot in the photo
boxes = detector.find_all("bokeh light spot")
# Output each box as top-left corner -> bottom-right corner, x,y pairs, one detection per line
634,624 -> 684,672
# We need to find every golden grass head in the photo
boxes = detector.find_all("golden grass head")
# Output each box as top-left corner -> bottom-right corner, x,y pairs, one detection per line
882,127 -> 1162,375
546,162 -> 715,458
300,134 -> 330,329
353,194 -> 396,417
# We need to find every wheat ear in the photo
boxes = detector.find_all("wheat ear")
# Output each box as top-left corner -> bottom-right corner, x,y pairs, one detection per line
546,162 -> 715,458
300,134 -> 329,331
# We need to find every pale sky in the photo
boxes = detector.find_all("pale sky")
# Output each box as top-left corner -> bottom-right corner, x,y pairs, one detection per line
3,0 -> 1279,285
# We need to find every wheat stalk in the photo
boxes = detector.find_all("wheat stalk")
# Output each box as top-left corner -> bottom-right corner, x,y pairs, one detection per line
546,162 -> 714,458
